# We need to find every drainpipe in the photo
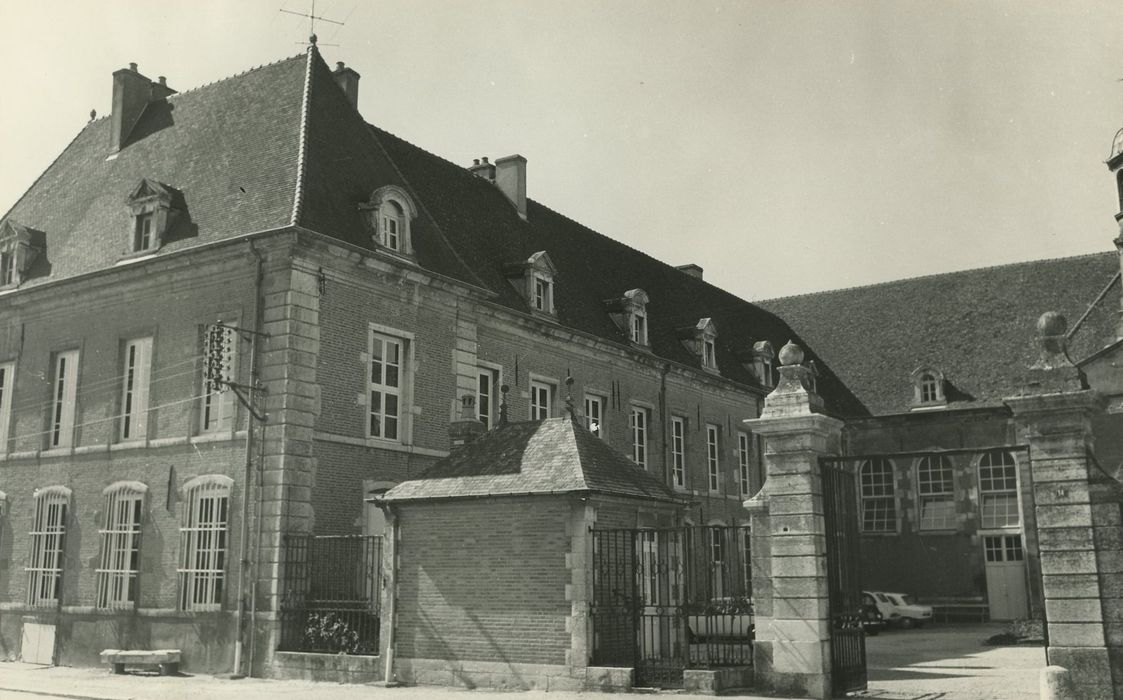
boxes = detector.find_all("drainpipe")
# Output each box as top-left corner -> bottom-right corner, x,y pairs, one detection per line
659,363 -> 671,486
233,239 -> 265,677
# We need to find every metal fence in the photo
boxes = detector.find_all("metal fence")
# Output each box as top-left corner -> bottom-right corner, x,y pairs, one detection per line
279,534 -> 382,655
590,526 -> 752,688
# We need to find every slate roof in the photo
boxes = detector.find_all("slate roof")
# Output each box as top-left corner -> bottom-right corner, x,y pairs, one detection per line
382,416 -> 684,503
758,252 -> 1121,415
1,48 -> 867,416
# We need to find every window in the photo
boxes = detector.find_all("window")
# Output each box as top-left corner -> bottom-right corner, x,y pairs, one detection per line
0,248 -> 13,286
631,406 -> 650,468
979,451 -> 1019,529
476,366 -> 499,429
0,361 -> 13,453
984,534 -> 1024,563
751,340 -> 775,387
27,486 -> 70,606
533,275 -> 553,313
703,338 -> 716,369
120,338 -> 153,441
681,318 -> 719,372
96,482 -> 145,609
368,330 -> 408,441
707,526 -> 726,598
706,424 -> 720,491
860,459 -> 897,532
530,380 -> 554,420
134,212 -> 154,252
911,367 -> 946,407
631,307 -> 647,345
49,349 -> 79,449
917,455 -> 955,530
671,416 -> 686,488
737,432 -> 752,496
178,475 -> 232,611
361,185 -> 417,255
584,393 -> 605,437
200,324 -> 236,434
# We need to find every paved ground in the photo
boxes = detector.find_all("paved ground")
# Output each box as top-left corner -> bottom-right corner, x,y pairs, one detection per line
0,624 -> 1043,700
861,622 -> 1045,700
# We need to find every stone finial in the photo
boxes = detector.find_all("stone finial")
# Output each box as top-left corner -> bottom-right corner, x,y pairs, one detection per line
778,340 -> 804,366
498,384 -> 510,426
564,375 -> 575,417
1021,310 -> 1084,395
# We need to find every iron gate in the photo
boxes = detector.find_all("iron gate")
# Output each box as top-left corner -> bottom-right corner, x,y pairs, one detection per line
590,526 -> 752,688
279,534 -> 382,655
821,460 -> 868,695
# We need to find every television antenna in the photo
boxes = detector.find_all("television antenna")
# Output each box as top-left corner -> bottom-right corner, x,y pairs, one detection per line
280,0 -> 345,46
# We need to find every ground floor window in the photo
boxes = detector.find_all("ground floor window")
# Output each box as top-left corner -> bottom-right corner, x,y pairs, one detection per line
178,475 -> 232,611
27,486 -> 70,606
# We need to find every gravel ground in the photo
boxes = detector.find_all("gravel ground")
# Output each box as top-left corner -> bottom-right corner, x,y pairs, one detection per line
862,622 -> 1045,700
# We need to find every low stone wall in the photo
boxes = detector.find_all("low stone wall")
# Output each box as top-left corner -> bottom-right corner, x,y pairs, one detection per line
684,666 -> 754,695
393,657 -> 583,691
267,651 -> 382,683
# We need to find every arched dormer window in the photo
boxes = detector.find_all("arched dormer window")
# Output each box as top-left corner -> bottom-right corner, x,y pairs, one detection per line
360,185 -> 418,256
911,367 -> 946,407
679,318 -> 719,373
504,250 -> 558,317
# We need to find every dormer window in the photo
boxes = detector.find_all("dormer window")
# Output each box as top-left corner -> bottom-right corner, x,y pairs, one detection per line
126,179 -> 184,254
750,340 -> 775,387
603,288 -> 650,348
679,318 -> 719,373
360,185 -> 417,256
911,367 -> 947,408
0,220 -> 46,289
505,251 -> 558,318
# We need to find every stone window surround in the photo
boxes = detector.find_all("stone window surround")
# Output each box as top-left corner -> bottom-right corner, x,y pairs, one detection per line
505,251 -> 558,318
911,367 -> 947,407
360,185 -> 418,256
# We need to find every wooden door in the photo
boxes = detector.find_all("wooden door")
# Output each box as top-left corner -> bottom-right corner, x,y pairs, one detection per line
983,535 -> 1028,620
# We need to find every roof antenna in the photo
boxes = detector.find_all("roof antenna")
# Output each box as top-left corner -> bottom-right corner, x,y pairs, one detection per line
281,0 -> 345,47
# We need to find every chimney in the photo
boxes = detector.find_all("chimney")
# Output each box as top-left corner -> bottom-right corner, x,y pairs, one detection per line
332,62 -> 361,108
676,264 -> 704,280
449,394 -> 486,450
468,156 -> 496,182
495,155 -> 527,220
110,63 -> 175,152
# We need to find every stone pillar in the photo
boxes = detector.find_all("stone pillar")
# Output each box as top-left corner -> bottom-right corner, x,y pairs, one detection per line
743,341 -> 841,700
1006,311 -> 1123,700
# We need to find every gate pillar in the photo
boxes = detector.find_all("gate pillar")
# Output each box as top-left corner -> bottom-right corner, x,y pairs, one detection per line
744,341 -> 842,700
1006,312 -> 1123,700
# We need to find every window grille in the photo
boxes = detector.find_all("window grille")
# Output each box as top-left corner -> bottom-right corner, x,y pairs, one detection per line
178,476 -> 231,611
979,450 -> 1019,529
120,338 -> 153,441
671,416 -> 686,487
860,459 -> 897,532
368,332 -> 405,440
96,483 -> 145,608
27,486 -> 70,606
737,432 -> 751,496
706,425 -> 720,491
917,455 -> 955,530
631,407 -> 649,468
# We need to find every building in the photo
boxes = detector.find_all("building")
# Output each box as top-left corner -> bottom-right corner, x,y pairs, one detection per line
1,43 -> 1121,679
0,46 -> 861,674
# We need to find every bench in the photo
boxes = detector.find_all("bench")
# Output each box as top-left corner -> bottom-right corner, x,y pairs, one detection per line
100,648 -> 182,675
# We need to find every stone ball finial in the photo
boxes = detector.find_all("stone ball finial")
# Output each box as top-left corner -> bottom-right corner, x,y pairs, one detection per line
778,340 -> 804,366
1037,311 -> 1067,338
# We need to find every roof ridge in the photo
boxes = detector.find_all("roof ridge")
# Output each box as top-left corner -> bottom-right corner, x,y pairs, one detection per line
164,53 -> 307,102
289,49 -> 315,226
759,249 -> 1118,304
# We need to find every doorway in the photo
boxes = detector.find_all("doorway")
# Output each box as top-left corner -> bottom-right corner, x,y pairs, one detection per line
982,534 -> 1028,620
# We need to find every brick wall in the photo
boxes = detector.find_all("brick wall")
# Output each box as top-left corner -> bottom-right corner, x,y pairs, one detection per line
394,496 -> 571,666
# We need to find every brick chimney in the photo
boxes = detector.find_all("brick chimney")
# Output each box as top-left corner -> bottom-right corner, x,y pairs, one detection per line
332,61 -> 360,108
495,155 -> 527,220
676,264 -> 704,280
111,63 -> 175,152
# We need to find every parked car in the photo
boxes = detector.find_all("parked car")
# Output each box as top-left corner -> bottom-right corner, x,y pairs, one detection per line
860,592 -> 885,635
863,590 -> 934,629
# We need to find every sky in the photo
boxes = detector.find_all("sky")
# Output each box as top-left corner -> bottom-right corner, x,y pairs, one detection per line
0,1 -> 1121,300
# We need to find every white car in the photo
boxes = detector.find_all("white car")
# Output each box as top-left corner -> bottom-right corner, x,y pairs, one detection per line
863,590 -> 933,629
